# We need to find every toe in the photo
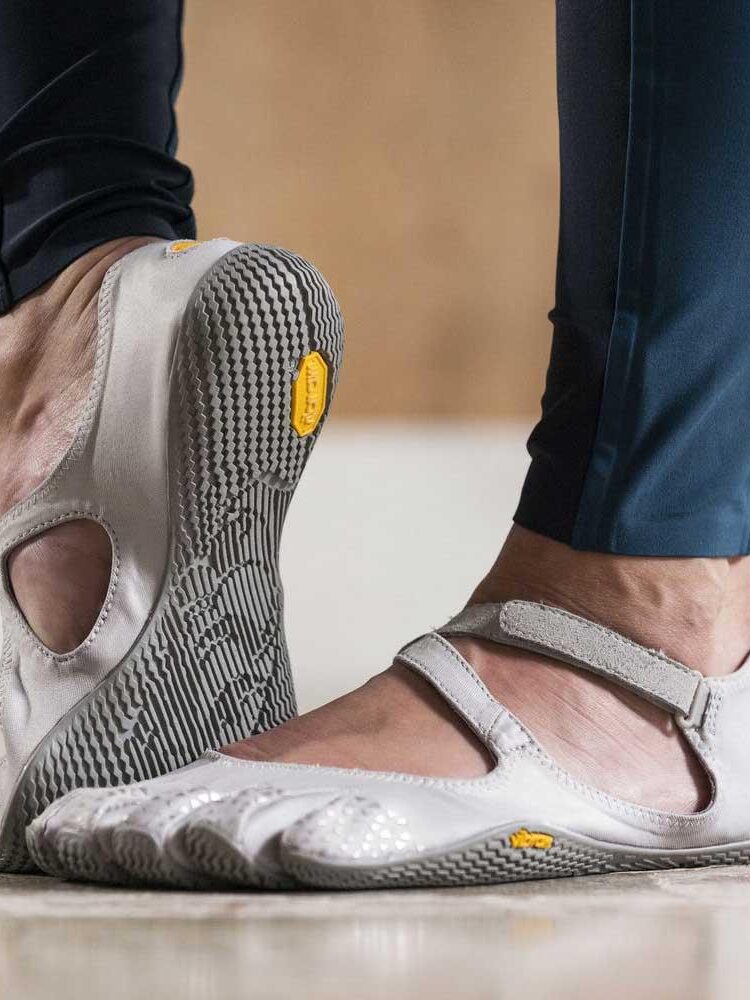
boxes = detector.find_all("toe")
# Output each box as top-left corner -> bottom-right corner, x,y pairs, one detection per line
108,787 -> 224,888
27,786 -> 148,882
180,787 -> 335,889
280,796 -> 421,888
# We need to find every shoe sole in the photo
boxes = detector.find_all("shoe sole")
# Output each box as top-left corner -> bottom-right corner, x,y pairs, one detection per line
28,790 -> 146,882
107,825 -> 215,889
179,819 -> 296,890
281,821 -> 750,890
3,243 -> 343,872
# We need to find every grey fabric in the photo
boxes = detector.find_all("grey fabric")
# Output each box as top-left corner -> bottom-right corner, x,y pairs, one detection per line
395,633 -> 529,754
396,634 -> 501,742
440,601 -> 709,723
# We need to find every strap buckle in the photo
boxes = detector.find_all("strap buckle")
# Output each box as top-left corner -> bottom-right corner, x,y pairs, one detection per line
676,681 -> 710,731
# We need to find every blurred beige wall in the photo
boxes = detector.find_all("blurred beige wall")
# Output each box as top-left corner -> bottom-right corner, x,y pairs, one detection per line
179,1 -> 558,419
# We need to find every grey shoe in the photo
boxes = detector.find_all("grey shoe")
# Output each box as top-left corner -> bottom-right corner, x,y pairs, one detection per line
0,238 -> 343,871
28,601 -> 750,890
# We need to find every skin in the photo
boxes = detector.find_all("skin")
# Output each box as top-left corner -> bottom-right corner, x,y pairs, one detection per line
226,526 -> 750,812
0,238 -> 159,653
4,248 -> 750,810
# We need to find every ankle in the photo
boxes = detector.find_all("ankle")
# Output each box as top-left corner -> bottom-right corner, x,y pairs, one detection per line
0,237 -> 159,653
472,524 -> 750,676
0,236 -> 160,514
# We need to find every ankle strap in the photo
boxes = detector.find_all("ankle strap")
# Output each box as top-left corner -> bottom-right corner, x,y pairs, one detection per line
439,601 -> 709,728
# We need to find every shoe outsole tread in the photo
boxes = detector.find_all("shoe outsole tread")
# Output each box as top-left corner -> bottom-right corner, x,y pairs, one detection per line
2,243 -> 343,872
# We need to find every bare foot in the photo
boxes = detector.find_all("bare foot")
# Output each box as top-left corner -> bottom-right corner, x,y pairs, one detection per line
225,525 -> 750,812
0,237 -> 160,653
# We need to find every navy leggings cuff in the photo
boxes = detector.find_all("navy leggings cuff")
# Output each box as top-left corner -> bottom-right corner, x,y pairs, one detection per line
0,208 -> 195,314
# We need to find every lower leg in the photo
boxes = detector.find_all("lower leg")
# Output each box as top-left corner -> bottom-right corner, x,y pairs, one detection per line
0,3 -> 195,654
0,237 -> 160,653
223,0 -> 750,814
473,526 -> 750,678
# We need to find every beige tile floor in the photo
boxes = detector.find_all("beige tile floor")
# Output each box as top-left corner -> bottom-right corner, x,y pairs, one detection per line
4,425 -> 750,1000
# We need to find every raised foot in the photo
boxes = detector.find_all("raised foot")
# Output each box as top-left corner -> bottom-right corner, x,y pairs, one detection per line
0,239 -> 345,873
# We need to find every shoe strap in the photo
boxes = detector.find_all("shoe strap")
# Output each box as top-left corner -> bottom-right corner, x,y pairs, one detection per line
395,632 -> 532,756
439,601 -> 709,728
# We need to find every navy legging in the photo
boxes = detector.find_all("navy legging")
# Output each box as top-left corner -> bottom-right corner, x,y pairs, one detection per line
0,1 -> 195,311
518,0 -> 750,557
1,1 -> 747,558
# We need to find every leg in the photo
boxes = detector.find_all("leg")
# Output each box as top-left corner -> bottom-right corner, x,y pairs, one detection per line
32,0 -> 750,888
221,0 -> 750,812
0,0 -> 194,651
518,0 -> 750,556
0,1 -> 194,309
0,1 -> 344,872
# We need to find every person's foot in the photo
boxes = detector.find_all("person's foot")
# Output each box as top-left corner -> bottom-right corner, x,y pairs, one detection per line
225,525 -> 750,812
0,237 -> 158,652
3,238 -> 345,874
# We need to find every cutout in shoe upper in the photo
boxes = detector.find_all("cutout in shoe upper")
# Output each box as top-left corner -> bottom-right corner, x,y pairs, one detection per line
7,518 -> 113,654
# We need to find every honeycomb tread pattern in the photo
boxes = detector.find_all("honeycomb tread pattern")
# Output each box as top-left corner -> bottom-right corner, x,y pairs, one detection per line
1,244 -> 343,872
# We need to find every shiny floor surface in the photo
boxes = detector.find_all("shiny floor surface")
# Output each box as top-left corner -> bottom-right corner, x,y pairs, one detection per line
2,866 -> 750,999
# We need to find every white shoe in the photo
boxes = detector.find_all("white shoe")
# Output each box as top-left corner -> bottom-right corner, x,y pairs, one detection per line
29,600 -> 749,889
0,238 -> 343,872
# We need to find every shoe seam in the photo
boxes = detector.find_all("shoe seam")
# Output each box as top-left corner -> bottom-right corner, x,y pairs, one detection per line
528,744 -> 717,828
200,749 -> 525,793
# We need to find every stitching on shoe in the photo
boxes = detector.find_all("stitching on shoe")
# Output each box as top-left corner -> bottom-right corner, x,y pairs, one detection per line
398,633 -> 497,739
702,687 -> 722,738
530,746 -> 716,829
486,709 -> 533,754
400,650 -> 490,736
499,602 -> 698,706
199,749 -> 523,794
400,633 -> 535,755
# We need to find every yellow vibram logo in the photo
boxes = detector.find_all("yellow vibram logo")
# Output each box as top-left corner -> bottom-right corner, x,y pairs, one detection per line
291,351 -> 329,437
168,239 -> 200,253
509,828 -> 555,850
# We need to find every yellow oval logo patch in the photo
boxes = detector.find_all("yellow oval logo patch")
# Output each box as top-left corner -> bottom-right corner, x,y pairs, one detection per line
291,351 -> 329,437
508,828 -> 555,850
167,239 -> 201,254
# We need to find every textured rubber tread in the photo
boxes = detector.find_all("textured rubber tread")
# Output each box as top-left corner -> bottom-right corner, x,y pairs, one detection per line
26,786 -> 147,882
32,825 -> 127,885
180,821 -> 293,890
2,244 -> 343,871
107,826 -> 210,890
282,825 -> 750,890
